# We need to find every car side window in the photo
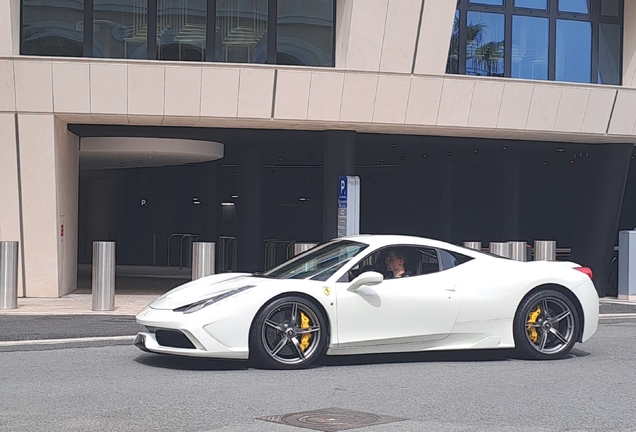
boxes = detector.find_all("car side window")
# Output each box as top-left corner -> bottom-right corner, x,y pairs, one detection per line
341,246 -> 441,282
438,249 -> 474,271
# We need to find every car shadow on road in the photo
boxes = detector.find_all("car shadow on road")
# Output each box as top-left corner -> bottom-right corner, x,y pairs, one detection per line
134,347 -> 591,371
320,349 -> 516,367
134,353 -> 250,371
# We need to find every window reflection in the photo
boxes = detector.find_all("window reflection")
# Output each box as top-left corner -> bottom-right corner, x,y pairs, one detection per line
556,20 -> 591,83
216,0 -> 268,63
598,23 -> 621,85
469,0 -> 503,5
515,0 -> 547,9
558,0 -> 589,14
446,10 -> 460,74
276,0 -> 334,67
158,0 -> 207,61
512,16 -> 548,80
93,0 -> 148,59
21,0 -> 84,56
602,0 -> 620,16
466,12 -> 504,77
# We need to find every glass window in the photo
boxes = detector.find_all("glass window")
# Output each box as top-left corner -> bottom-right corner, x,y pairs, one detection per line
602,0 -> 620,16
558,0 -> 589,14
512,16 -> 548,80
438,249 -> 474,271
515,0 -> 547,9
21,0 -> 84,56
276,0 -> 334,67
447,10 -> 460,74
158,0 -> 207,61
466,12 -> 505,77
344,246 -> 440,281
470,0 -> 503,5
556,19 -> 591,83
216,0 -> 269,63
93,0 -> 148,59
262,240 -> 368,281
598,23 -> 621,85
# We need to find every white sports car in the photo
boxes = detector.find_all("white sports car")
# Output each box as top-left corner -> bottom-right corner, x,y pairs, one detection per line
134,235 -> 599,369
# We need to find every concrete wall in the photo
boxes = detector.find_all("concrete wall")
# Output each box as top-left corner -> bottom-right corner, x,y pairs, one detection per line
624,0 -> 636,87
54,117 -> 79,296
0,0 -> 20,57
0,113 -> 23,296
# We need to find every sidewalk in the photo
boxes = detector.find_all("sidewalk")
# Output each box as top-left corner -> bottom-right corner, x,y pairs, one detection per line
0,291 -> 635,317
0,274 -> 182,316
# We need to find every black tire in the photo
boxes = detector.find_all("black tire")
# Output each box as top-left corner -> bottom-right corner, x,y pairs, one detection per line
513,289 -> 578,360
249,296 -> 328,370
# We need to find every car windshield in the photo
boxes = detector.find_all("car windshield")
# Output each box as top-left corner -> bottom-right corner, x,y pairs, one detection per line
261,240 -> 368,281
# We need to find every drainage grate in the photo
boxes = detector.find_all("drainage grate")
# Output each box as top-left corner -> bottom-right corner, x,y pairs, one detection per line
257,407 -> 407,432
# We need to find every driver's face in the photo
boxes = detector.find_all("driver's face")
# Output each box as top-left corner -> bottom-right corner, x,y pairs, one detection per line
385,252 -> 403,272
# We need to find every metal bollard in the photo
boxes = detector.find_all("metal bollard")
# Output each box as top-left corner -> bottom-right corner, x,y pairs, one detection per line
0,241 -> 19,310
534,240 -> 556,261
192,242 -> 216,280
92,241 -> 115,311
508,241 -> 528,262
293,243 -> 317,256
489,242 -> 511,258
462,241 -> 482,251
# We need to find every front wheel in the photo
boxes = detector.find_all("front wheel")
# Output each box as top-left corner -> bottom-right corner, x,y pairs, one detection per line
513,289 -> 578,360
249,296 -> 327,369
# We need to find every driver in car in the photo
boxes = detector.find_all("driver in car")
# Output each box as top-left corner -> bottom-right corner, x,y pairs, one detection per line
385,249 -> 412,279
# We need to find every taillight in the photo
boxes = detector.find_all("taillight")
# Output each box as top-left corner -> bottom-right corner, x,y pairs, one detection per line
575,266 -> 593,280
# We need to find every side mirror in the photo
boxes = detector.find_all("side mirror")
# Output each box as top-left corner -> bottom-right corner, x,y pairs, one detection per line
347,271 -> 384,292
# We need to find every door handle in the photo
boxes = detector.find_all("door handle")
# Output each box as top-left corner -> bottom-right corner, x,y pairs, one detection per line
445,287 -> 456,292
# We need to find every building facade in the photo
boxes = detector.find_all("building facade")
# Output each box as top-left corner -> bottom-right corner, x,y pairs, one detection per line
1,0 -> 636,299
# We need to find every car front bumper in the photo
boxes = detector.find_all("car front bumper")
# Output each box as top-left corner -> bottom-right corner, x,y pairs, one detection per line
134,306 -> 249,360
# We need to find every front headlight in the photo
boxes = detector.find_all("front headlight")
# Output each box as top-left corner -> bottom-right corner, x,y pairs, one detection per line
174,285 -> 254,314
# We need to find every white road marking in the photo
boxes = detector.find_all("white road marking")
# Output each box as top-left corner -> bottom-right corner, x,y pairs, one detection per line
599,313 -> 636,319
0,335 -> 136,347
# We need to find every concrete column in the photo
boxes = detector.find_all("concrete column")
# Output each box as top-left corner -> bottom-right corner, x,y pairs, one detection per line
0,0 -> 20,57
623,0 -> 636,86
237,147 -> 264,273
17,115 -> 79,297
0,114 -> 24,296
322,131 -> 356,241
502,156 -> 522,241
200,162 -> 219,243
569,144 -> 633,297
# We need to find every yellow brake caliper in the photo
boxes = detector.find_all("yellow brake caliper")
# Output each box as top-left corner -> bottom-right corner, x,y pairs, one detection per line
299,312 -> 312,352
527,307 -> 541,343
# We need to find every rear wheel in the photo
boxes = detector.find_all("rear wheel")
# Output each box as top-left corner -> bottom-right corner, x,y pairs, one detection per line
513,289 -> 578,360
249,296 -> 327,369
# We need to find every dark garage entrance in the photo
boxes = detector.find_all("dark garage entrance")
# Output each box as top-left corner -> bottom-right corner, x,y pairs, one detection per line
71,124 -> 636,296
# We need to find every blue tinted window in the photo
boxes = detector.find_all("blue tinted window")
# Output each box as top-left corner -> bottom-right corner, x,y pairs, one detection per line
469,0 -> 503,6
598,23 -> 621,84
466,12 -> 505,77
512,16 -> 548,80
515,0 -> 547,9
470,0 -> 503,5
559,0 -> 589,13
556,20 -> 591,83
21,0 -> 84,56
447,10 -> 460,74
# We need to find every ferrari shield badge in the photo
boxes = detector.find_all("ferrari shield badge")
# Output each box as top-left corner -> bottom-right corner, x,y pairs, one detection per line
323,286 -> 332,296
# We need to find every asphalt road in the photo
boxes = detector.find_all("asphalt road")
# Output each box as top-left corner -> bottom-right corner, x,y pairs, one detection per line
1,319 -> 636,432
